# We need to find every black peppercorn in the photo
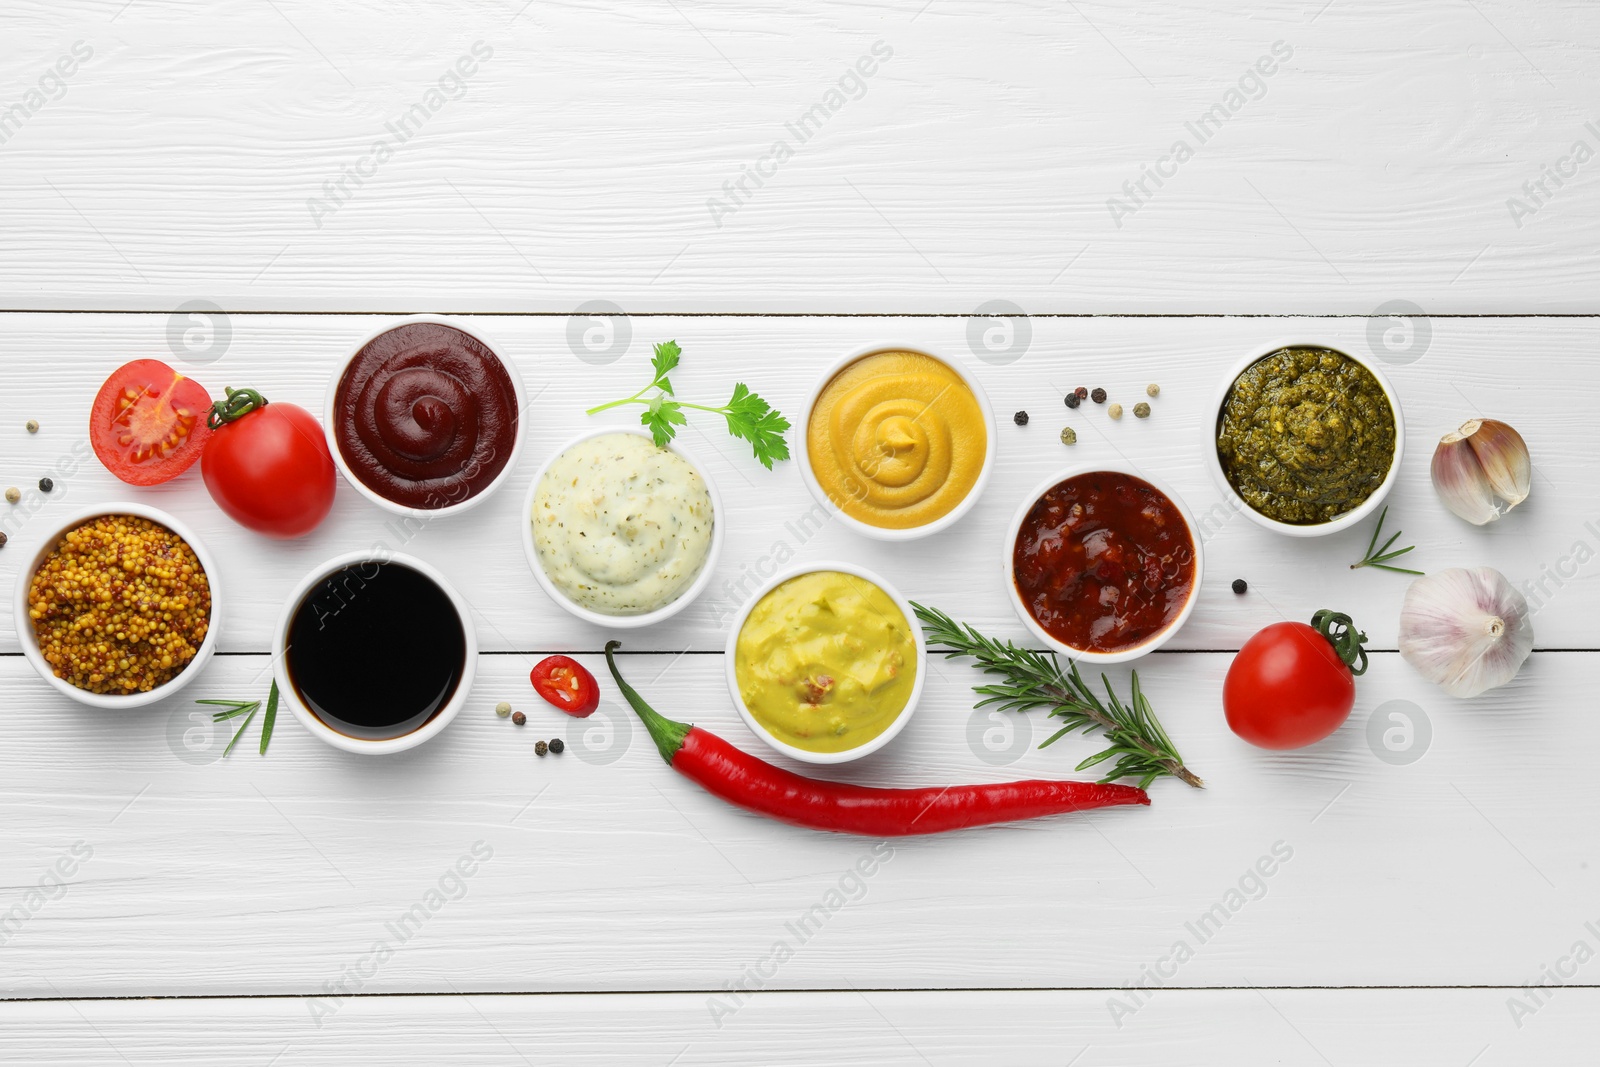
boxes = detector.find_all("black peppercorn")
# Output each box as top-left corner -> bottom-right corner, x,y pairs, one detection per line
1064,393 -> 1080,409
549,738 -> 565,754
512,711 -> 527,726
535,740 -> 549,757
1232,578 -> 1248,595
1013,410 -> 1029,426
38,477 -> 53,493
1090,388 -> 1107,405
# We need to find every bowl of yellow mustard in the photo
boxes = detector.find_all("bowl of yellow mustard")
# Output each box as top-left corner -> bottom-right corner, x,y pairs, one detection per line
724,562 -> 925,764
799,343 -> 996,541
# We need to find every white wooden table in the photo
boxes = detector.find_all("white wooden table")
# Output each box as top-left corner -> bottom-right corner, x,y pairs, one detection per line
3,1 -> 1598,1062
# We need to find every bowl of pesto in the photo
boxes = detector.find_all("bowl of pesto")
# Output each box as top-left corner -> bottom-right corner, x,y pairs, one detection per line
1207,341 -> 1404,537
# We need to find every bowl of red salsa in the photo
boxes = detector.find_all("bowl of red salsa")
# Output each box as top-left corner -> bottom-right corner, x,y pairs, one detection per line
1005,465 -> 1203,663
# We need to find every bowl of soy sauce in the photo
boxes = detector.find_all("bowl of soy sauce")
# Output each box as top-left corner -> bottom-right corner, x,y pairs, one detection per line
273,551 -> 477,755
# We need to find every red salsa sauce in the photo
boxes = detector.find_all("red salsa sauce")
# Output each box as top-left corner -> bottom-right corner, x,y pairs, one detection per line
1012,471 -> 1196,653
334,322 -> 518,509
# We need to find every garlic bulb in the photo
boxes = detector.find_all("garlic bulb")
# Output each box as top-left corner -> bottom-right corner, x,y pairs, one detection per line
1398,567 -> 1533,698
1431,419 -> 1530,525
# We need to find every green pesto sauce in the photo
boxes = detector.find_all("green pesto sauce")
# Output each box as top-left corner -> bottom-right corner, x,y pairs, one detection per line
1216,347 -> 1396,525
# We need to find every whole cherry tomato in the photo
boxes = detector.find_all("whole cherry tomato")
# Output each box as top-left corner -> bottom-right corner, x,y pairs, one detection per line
1224,609 -> 1369,750
531,655 -> 600,717
89,359 -> 212,485
201,386 -> 337,538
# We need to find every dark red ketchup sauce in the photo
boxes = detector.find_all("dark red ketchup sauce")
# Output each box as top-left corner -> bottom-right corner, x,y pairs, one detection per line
334,322 -> 518,509
1012,471 -> 1196,653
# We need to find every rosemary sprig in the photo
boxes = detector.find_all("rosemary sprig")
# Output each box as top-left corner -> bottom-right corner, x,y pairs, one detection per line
195,679 -> 280,757
1350,506 -> 1423,575
913,604 -> 1203,790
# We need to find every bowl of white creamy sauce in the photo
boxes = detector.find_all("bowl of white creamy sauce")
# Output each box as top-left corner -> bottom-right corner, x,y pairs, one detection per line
522,428 -> 722,628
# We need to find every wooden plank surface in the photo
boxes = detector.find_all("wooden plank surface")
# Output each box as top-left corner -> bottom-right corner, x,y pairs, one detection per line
0,1 -> 1596,312
0,648 -> 1592,998
5,0 -> 1600,1057
2,989 -> 1595,1065
1,314 -> 1595,655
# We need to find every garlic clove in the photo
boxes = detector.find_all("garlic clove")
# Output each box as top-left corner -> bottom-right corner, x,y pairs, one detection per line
1431,433 -> 1500,525
1398,567 -> 1533,698
1464,419 -> 1531,511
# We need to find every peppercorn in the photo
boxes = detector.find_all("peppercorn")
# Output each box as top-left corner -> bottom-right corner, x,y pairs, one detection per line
0,532 -> 7,549
1091,388 -> 1107,404
1146,384 -> 1161,398
1075,386 -> 1088,399
495,701 -> 512,718
1133,402 -> 1151,419
1108,403 -> 1123,420
1059,426 -> 1077,445
1064,393 -> 1080,409
25,420 -> 39,434
1232,579 -> 1248,595
38,477 -> 53,493
1013,410 -> 1029,426
512,711 -> 527,726
4,487 -> 18,504
549,738 -> 565,754
535,740 -> 549,757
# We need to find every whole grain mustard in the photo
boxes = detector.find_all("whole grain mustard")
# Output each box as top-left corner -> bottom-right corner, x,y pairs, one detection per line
28,515 -> 211,694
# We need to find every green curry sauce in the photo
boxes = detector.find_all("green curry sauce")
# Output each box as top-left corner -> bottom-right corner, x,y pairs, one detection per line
1216,347 -> 1396,525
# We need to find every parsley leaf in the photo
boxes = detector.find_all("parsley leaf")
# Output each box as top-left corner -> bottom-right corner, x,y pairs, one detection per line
650,340 -> 680,396
640,398 -> 687,448
721,383 -> 792,469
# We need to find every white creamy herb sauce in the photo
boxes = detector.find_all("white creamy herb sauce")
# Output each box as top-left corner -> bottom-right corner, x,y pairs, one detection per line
532,433 -> 714,615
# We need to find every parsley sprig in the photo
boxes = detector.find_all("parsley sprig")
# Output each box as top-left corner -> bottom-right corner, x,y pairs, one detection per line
915,604 -> 1203,790
585,341 -> 790,469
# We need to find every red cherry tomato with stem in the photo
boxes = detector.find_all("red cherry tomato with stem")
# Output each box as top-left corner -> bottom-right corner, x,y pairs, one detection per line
201,386 -> 337,538
531,655 -> 600,717
89,360 -> 212,485
1224,609 -> 1370,750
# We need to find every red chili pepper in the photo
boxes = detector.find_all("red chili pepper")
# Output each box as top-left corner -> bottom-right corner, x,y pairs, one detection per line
604,642 -> 1149,836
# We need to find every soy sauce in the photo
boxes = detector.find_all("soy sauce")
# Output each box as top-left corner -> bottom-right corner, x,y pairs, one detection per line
286,561 -> 467,740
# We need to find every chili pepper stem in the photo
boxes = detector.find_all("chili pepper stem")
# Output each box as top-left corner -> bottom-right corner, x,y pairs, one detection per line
604,641 -> 692,764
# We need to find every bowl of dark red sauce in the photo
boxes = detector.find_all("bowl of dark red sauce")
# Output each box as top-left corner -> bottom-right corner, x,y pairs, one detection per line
1005,464 -> 1203,664
326,316 -> 525,517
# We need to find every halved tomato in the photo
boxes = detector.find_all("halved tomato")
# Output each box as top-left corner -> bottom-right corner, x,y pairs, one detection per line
89,360 -> 212,485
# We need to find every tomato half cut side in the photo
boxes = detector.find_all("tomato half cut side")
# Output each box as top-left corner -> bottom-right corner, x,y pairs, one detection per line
89,360 -> 212,485
530,655 -> 601,718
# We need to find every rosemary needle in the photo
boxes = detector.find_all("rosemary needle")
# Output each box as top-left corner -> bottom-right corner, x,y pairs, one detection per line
220,703 -> 260,757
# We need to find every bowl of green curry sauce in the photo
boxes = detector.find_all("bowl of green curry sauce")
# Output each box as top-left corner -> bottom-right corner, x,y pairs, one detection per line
1208,341 -> 1404,537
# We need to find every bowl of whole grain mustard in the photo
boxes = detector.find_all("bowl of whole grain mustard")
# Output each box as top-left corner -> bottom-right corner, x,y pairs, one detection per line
15,503 -> 220,708
1206,340 -> 1405,537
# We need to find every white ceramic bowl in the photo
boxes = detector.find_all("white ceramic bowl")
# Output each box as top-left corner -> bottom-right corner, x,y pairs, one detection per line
14,503 -> 221,709
520,427 -> 725,630
796,342 -> 998,542
724,561 -> 926,765
1003,464 -> 1204,665
1204,338 -> 1406,538
324,314 -> 528,519
272,550 -> 477,755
